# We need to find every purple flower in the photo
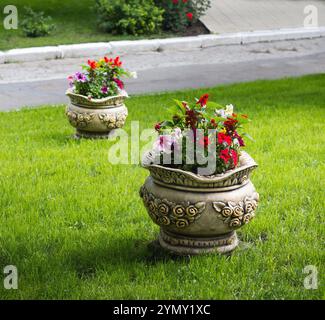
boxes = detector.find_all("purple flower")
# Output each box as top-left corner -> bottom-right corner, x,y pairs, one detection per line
101,86 -> 108,94
74,72 -> 87,83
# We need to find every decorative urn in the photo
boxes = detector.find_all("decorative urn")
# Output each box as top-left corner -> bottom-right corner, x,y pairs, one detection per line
140,151 -> 259,255
66,90 -> 128,139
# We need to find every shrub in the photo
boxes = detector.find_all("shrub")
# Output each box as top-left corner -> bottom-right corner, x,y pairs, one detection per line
95,0 -> 164,36
20,7 -> 55,37
155,0 -> 211,33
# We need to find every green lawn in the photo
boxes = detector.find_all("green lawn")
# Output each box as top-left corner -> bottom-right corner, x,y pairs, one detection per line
0,0 -> 172,50
0,75 -> 324,299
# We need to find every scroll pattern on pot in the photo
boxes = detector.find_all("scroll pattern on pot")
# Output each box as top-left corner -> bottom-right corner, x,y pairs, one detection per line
149,166 -> 253,188
98,111 -> 127,129
213,192 -> 259,229
66,109 -> 95,128
140,186 -> 205,228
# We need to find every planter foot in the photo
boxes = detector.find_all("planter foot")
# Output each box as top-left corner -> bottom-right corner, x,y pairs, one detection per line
75,130 -> 114,139
158,230 -> 238,255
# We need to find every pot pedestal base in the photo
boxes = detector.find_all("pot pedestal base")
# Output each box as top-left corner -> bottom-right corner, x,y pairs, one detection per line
158,230 -> 238,255
75,129 -> 114,139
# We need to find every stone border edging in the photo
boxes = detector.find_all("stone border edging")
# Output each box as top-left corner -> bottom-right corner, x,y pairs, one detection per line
1,27 -> 325,64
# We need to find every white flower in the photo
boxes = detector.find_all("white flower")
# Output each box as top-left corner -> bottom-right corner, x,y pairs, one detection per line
225,104 -> 234,116
215,109 -> 226,118
215,104 -> 234,118
130,71 -> 138,79
233,138 -> 240,147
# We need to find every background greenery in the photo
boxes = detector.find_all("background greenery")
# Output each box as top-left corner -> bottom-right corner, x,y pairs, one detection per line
0,0 -> 171,50
0,75 -> 324,299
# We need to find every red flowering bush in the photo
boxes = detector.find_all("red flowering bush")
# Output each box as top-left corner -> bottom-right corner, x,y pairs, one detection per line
155,0 -> 211,32
67,56 -> 136,99
151,94 -> 251,175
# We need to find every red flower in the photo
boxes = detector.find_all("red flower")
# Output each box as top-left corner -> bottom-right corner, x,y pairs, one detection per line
199,136 -> 210,148
217,132 -> 232,145
104,56 -> 113,64
155,122 -> 162,131
196,93 -> 209,107
210,118 -> 217,128
230,150 -> 238,166
220,149 -> 231,164
183,0 -> 188,2
87,60 -> 97,70
113,56 -> 122,67
186,12 -> 193,21
172,0 -> 178,4
185,109 -> 198,128
224,118 -> 238,132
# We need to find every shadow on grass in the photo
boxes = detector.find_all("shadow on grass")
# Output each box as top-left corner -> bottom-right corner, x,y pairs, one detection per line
66,237 -> 194,279
65,235 -> 249,279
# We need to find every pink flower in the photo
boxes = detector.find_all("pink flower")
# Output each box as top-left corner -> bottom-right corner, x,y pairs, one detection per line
74,72 -> 87,83
153,135 -> 173,154
113,78 -> 124,89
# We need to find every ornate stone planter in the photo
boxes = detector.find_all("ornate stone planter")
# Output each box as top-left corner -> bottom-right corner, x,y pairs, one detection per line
66,90 -> 128,139
140,151 -> 259,255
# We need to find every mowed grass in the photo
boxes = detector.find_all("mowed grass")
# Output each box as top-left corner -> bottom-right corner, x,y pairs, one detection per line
0,0 -> 171,50
0,75 -> 324,300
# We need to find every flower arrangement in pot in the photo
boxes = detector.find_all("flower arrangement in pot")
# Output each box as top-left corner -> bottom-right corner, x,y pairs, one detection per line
66,56 -> 136,139
140,94 -> 259,255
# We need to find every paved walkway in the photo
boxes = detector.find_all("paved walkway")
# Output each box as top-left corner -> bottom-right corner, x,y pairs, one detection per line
1,37 -> 325,110
201,0 -> 325,33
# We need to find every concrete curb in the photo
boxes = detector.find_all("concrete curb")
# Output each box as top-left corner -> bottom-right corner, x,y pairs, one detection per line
1,27 -> 325,64
59,43 -> 112,59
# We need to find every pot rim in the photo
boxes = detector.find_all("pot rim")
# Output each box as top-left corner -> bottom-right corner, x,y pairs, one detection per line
142,150 -> 258,184
66,89 -> 128,108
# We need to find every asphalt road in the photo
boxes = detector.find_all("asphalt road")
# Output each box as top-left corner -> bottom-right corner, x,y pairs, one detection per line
1,38 -> 325,111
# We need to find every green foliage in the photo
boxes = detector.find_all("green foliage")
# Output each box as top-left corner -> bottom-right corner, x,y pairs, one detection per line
20,6 -> 55,37
95,0 -> 164,36
155,0 -> 211,32
0,75 -> 324,299
0,0 -> 168,51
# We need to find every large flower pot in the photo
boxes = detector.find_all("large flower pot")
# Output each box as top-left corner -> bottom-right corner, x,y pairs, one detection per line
140,151 -> 259,255
66,90 -> 128,139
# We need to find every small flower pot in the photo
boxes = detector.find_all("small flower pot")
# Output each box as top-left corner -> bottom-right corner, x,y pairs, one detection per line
140,151 -> 259,255
66,90 -> 128,139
